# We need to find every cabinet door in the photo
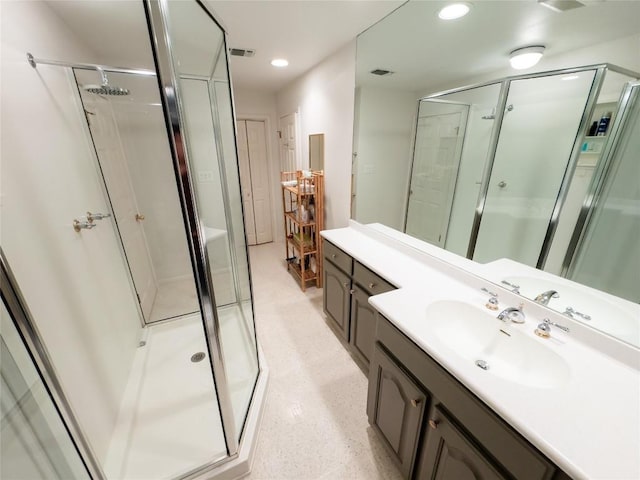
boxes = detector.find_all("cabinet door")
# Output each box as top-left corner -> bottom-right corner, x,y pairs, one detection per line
323,260 -> 351,340
368,344 -> 427,479
349,285 -> 376,370
417,406 -> 507,480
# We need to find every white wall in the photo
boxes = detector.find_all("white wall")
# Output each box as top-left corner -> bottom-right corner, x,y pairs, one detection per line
1,1 -> 141,464
233,88 -> 282,241
354,86 -> 418,230
114,102 -> 193,283
276,41 -> 357,230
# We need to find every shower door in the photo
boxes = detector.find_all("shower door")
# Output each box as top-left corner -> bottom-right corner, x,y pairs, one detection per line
472,71 -> 597,266
568,82 -> 640,303
147,0 -> 260,449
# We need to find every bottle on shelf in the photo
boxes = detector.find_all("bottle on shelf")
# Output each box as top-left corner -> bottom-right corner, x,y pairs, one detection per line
587,121 -> 598,137
596,112 -> 612,136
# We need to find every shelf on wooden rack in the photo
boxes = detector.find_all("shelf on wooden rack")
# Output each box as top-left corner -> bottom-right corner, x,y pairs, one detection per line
288,262 -> 318,284
284,211 -> 316,227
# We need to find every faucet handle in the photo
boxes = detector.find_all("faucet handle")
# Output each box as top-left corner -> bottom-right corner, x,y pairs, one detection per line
481,287 -> 499,310
535,318 -> 570,338
481,287 -> 498,297
564,307 -> 591,321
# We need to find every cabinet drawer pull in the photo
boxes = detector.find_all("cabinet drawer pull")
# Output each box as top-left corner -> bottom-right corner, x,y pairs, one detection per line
368,282 -> 376,289
428,419 -> 439,429
331,254 -> 337,259
343,282 -> 350,288
411,398 -> 421,407
349,289 -> 355,294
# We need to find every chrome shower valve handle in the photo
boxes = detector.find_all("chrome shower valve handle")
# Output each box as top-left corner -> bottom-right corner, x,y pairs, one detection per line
73,219 -> 96,233
86,211 -> 111,222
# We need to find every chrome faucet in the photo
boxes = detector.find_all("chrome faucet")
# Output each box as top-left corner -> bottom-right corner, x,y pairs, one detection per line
496,306 -> 525,324
534,290 -> 559,306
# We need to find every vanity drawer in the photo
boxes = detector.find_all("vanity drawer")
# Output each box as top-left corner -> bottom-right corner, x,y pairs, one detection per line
353,262 -> 395,296
323,240 -> 353,275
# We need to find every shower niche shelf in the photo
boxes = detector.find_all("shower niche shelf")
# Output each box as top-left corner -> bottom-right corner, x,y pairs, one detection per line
281,170 -> 324,291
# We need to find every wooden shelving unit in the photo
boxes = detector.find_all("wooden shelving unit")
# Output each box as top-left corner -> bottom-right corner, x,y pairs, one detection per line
281,170 -> 324,291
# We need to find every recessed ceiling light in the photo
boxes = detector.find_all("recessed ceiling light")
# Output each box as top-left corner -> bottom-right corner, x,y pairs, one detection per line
562,75 -> 580,81
438,3 -> 472,20
271,58 -> 289,68
509,46 -> 545,70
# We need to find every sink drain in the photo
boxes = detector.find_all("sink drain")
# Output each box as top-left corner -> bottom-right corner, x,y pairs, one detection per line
475,359 -> 490,370
191,352 -> 206,363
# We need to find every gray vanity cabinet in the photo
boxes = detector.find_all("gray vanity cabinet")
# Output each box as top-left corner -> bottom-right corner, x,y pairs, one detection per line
349,263 -> 395,368
323,259 -> 351,340
417,406 -> 507,480
370,314 -> 561,480
323,239 -> 396,369
367,344 -> 428,479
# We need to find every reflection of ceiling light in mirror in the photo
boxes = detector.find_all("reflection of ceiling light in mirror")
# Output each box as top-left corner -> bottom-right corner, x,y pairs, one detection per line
438,3 -> 471,20
271,59 -> 289,67
562,75 -> 580,81
509,46 -> 545,70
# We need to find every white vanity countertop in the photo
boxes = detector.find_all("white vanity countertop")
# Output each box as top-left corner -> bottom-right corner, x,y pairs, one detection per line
321,223 -> 640,480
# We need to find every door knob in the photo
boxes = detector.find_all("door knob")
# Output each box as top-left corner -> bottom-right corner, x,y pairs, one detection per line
498,181 -> 507,188
135,213 -> 145,222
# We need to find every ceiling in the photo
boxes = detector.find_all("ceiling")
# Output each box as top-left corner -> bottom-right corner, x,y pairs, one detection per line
45,1 -> 640,96
356,1 -> 640,92
205,0 -> 405,92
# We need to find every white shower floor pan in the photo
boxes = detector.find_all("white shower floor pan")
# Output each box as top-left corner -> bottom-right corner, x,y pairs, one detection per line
104,314 -> 227,480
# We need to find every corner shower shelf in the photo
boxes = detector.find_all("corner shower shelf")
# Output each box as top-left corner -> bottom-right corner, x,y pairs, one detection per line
281,170 -> 324,291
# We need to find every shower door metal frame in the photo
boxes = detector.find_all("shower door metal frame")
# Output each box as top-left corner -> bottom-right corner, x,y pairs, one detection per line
419,63 -> 639,269
145,1 -> 262,476
563,80 -> 640,277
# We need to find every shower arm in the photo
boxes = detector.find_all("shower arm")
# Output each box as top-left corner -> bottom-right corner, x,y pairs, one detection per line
26,52 -> 156,77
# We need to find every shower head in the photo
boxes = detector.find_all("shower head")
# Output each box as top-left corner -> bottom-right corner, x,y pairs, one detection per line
83,67 -> 129,96
83,84 -> 129,96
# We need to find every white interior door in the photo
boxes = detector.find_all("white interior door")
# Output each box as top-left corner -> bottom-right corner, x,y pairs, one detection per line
406,107 -> 468,246
279,113 -> 297,171
82,94 -> 157,321
236,121 -> 257,245
236,120 -> 273,245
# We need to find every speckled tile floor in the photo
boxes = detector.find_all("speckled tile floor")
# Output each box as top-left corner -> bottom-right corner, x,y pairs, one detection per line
245,241 -> 403,480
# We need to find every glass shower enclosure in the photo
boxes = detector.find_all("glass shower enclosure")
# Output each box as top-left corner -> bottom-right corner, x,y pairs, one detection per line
1,1 -> 262,479
406,64 -> 639,299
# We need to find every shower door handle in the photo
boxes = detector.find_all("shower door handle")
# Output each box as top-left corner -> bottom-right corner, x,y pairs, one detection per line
498,181 -> 507,188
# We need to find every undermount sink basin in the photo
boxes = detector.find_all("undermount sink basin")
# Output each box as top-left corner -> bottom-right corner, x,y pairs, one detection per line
424,301 -> 570,389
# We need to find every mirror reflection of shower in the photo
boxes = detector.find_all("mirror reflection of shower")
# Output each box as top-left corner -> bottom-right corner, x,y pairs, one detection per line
76,69 -> 200,324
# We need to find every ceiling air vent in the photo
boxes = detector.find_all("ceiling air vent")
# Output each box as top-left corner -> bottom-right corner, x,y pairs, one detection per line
370,69 -> 394,76
538,0 -> 585,13
230,48 -> 255,57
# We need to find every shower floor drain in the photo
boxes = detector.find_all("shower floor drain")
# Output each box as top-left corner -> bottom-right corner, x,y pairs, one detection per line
475,359 -> 490,370
191,352 -> 206,363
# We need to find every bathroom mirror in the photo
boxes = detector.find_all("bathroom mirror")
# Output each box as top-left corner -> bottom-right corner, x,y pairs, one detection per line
352,0 -> 640,348
309,133 -> 324,171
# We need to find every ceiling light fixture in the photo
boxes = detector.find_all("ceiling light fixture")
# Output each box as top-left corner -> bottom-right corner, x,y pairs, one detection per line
509,46 -> 545,70
271,58 -> 289,68
438,3 -> 472,20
